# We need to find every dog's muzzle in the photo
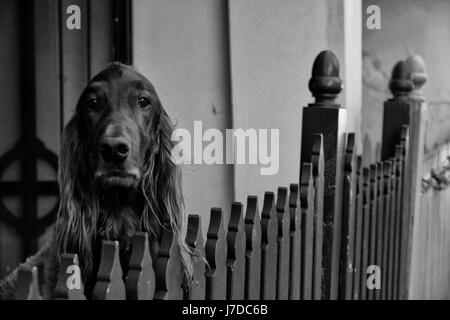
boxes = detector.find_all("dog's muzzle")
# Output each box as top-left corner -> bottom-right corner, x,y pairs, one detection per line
95,136 -> 141,187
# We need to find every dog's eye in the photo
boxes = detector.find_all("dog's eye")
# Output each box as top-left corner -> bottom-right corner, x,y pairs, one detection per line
87,98 -> 99,110
138,97 -> 152,110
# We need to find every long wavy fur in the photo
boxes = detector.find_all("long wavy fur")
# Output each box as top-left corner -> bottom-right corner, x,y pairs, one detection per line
55,69 -> 193,287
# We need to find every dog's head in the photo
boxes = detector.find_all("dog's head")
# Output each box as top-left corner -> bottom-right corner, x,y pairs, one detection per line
55,62 -> 191,284
79,64 -> 159,188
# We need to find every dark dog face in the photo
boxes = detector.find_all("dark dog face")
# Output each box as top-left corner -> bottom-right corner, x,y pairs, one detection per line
57,62 -> 191,287
77,64 -> 160,188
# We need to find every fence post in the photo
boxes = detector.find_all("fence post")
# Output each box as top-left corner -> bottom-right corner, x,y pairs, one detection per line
226,202 -> 246,300
381,161 -> 392,300
204,208 -> 227,300
381,61 -> 414,159
275,187 -> 290,300
387,157 -> 397,299
288,184 -> 301,300
93,241 -> 126,300
339,133 -> 356,300
244,196 -> 261,300
393,145 -> 404,299
404,55 -> 428,301
54,253 -> 86,300
381,56 -> 427,300
300,162 -> 314,300
352,156 -> 363,300
368,164 -> 378,300
360,167 -> 370,300
185,215 -> 206,300
15,265 -> 41,300
311,134 -> 324,300
375,162 -> 384,300
125,232 -> 155,300
300,50 -> 347,299
260,192 -> 278,300
154,228 -> 184,300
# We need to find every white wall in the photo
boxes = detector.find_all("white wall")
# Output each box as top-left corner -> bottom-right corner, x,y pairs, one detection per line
133,0 -> 234,234
345,0 -> 363,152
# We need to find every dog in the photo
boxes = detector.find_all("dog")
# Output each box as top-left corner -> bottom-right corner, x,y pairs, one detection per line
0,62 -> 192,299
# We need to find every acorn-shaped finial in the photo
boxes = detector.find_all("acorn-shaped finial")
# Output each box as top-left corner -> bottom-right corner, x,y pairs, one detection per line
389,61 -> 413,98
405,54 -> 428,98
308,50 -> 343,105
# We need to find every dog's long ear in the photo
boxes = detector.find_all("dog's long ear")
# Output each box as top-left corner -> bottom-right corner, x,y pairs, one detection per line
141,101 -> 193,281
55,114 -> 98,281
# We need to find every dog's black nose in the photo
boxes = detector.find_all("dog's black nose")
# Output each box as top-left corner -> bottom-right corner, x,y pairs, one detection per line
99,138 -> 130,163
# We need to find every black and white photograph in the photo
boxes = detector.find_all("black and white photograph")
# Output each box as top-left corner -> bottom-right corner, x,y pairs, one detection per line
0,0 -> 449,307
